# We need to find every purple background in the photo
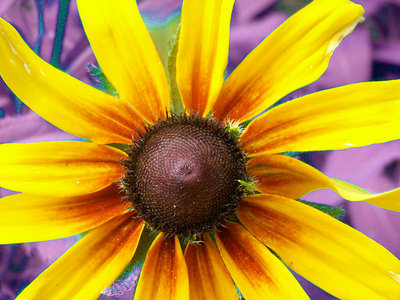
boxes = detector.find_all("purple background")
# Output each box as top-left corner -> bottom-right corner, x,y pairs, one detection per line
1,0 -> 400,299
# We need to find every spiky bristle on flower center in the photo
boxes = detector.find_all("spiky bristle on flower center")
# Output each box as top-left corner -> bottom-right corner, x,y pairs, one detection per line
122,114 -> 247,237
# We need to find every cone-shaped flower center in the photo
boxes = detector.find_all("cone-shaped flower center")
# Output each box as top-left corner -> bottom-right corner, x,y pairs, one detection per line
123,115 -> 247,237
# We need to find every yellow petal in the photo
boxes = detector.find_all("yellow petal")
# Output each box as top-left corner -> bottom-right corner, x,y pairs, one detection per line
248,153 -> 335,199
215,222 -> 309,300
0,18 -> 144,144
327,177 -> 400,212
0,185 -> 130,243
135,234 -> 189,300
213,0 -> 364,122
241,80 -> 400,154
77,0 -> 170,123
16,212 -> 144,300
249,153 -> 400,212
184,235 -> 238,300
238,194 -> 400,299
176,0 -> 234,116
0,141 -> 126,196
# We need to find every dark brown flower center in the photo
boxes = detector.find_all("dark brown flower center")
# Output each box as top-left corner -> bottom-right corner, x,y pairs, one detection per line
123,115 -> 247,237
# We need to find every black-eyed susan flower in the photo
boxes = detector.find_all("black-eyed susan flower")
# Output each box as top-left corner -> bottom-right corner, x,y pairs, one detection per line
1,0 -> 400,299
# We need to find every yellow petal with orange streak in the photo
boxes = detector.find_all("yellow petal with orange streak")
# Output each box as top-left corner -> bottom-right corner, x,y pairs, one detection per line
241,80 -> 400,155
0,18 -> 144,144
238,194 -> 400,299
135,234 -> 189,300
184,235 -> 238,300
16,212 -> 144,300
0,141 -> 126,196
213,0 -> 364,123
176,0 -> 234,116
0,185 -> 130,243
77,0 -> 170,123
215,222 -> 309,300
248,153 -> 400,212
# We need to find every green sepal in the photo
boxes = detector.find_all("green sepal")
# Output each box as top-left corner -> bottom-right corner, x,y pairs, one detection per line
88,64 -> 118,96
185,236 -> 205,245
239,118 -> 252,129
107,143 -> 131,154
282,151 -> 299,158
238,179 -> 256,194
145,11 -> 181,67
143,11 -> 184,114
298,199 -> 345,219
226,123 -> 241,139
166,23 -> 184,114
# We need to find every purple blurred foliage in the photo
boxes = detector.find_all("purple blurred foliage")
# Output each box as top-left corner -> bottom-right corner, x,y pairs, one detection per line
0,245 -> 40,300
0,239 -> 77,299
1,0 -> 400,299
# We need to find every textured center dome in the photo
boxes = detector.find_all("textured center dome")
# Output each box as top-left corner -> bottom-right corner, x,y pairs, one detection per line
123,115 -> 247,237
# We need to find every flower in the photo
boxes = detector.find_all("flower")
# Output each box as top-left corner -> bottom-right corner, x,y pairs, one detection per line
1,0 -> 400,299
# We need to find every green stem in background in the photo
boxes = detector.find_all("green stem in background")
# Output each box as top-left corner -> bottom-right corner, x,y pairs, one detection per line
34,0 -> 45,55
51,0 -> 70,68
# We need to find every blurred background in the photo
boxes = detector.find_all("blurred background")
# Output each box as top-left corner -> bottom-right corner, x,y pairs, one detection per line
1,0 -> 400,299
